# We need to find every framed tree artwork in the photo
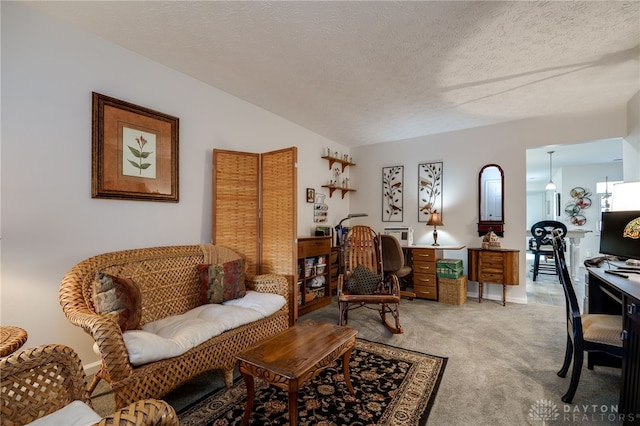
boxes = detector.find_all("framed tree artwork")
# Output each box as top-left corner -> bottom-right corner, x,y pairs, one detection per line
382,165 -> 403,222
92,92 -> 179,202
418,162 -> 443,222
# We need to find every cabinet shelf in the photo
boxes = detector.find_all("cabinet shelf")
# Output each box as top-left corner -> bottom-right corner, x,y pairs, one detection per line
297,236 -> 332,318
321,155 -> 356,172
321,185 -> 356,199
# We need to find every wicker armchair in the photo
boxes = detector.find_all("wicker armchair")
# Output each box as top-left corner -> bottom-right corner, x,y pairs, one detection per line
0,343 -> 178,426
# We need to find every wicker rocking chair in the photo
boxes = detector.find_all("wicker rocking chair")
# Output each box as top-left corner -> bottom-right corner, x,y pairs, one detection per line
337,226 -> 403,334
1,343 -> 178,425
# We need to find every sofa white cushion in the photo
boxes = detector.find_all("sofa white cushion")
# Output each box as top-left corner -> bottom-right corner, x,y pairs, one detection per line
26,400 -> 101,426
223,289 -> 286,317
123,290 -> 286,366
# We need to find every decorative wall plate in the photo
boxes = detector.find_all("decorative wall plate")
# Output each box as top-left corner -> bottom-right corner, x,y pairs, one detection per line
570,187 -> 586,198
571,215 -> 586,226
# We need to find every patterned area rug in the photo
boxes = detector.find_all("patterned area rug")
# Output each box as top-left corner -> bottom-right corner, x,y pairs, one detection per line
178,339 -> 447,426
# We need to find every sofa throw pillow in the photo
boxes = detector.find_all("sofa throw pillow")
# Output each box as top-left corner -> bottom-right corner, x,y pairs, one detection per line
346,264 -> 380,295
197,263 -> 225,304
93,272 -> 142,332
198,258 -> 247,304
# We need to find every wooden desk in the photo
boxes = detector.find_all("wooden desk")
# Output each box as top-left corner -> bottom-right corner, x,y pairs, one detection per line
402,245 -> 465,300
587,267 -> 640,424
467,248 -> 519,306
237,320 -> 357,426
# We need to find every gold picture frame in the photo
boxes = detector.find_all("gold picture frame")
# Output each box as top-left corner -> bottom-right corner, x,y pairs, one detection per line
92,92 -> 179,202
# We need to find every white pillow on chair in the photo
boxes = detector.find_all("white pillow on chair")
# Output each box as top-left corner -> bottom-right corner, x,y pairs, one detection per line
26,400 -> 101,426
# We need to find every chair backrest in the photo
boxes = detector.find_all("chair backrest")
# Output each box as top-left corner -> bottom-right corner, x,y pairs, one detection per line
380,234 -> 405,273
531,220 -> 567,247
343,226 -> 383,279
552,232 -> 582,332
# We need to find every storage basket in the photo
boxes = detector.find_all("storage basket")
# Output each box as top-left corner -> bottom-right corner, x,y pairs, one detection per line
438,275 -> 467,305
436,259 -> 463,279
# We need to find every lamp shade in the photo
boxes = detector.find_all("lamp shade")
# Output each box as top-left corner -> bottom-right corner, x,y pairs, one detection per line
426,212 -> 443,226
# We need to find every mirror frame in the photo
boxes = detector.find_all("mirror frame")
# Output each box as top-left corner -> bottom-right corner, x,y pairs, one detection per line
477,164 -> 505,237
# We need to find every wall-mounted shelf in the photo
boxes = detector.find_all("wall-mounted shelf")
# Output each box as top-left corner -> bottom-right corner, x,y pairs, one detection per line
321,185 -> 356,199
321,155 -> 356,172
322,155 -> 356,197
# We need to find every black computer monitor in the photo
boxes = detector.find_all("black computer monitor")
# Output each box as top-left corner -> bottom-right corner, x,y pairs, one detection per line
599,210 -> 640,261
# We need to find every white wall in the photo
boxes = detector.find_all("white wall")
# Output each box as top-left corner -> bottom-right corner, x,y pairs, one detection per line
1,3 -> 350,367
624,92 -> 640,182
350,113 -> 629,304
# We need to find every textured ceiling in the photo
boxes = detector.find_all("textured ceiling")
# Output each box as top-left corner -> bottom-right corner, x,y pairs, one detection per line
25,1 -> 640,149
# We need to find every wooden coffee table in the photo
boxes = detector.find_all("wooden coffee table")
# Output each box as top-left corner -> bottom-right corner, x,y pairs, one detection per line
237,320 -> 357,426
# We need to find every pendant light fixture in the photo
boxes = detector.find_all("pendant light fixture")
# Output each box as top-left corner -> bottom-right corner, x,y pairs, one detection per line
545,151 -> 556,191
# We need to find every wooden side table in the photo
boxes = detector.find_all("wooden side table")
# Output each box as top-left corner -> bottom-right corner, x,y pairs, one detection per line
0,326 -> 28,357
468,248 -> 519,306
237,320 -> 357,426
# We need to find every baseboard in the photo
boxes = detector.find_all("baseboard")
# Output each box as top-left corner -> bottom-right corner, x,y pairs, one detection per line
466,291 -> 527,305
83,360 -> 102,376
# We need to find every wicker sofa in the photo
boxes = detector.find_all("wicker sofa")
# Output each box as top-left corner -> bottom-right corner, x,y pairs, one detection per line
59,244 -> 289,410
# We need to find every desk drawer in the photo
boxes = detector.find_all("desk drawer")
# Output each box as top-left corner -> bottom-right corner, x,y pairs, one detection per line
479,272 -> 504,284
479,251 -> 504,262
413,261 -> 437,274
298,238 -> 330,258
412,249 -> 438,262
413,273 -> 437,287
414,283 -> 437,300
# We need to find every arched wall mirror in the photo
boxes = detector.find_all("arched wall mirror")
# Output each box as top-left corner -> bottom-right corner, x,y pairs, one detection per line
478,164 -> 505,237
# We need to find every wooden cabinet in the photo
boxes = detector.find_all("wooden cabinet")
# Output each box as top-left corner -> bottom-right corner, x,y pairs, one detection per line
410,248 -> 443,300
468,248 -> 519,306
587,268 -> 640,424
297,236 -> 332,317
621,299 -> 640,425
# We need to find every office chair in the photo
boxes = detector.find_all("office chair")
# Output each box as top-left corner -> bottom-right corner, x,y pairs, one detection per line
380,234 -> 415,299
530,220 -> 567,281
337,226 -> 403,334
552,232 -> 623,403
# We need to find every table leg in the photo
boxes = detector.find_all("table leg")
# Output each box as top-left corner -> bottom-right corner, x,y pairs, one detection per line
342,347 -> 355,397
241,372 -> 254,426
502,284 -> 506,306
288,389 -> 298,426
478,282 -> 483,303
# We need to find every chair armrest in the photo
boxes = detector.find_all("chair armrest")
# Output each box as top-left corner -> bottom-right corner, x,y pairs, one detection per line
1,344 -> 90,423
337,274 -> 345,296
59,271 -> 133,383
248,274 -> 288,298
96,399 -> 178,426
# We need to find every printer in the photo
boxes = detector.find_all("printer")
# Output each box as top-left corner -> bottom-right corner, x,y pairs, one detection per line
383,226 -> 413,246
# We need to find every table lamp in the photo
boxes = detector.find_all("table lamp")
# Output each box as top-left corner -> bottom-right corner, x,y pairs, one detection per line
426,211 -> 443,246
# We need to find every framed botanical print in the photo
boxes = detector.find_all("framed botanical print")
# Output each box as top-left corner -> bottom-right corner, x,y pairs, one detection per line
418,162 -> 443,222
382,165 -> 403,222
92,92 -> 179,202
